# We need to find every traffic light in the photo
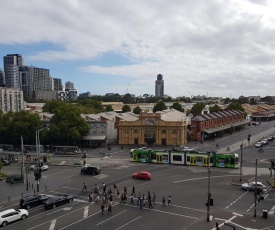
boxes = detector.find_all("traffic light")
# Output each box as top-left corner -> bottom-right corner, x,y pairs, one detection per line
210,198 -> 213,206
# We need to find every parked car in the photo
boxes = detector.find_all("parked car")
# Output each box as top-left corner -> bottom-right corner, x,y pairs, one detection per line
241,182 -> 267,191
44,195 -> 73,210
133,171 -> 152,180
0,209 -> 28,227
261,139 -> 269,145
20,195 -> 49,209
138,147 -> 152,150
30,164 -> 49,171
81,165 -> 101,175
254,142 -> 263,148
267,136 -> 273,141
1,159 -> 10,165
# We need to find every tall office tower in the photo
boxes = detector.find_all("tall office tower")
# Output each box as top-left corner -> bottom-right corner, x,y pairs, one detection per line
19,66 -> 53,100
53,78 -> 63,91
3,54 -> 23,88
65,81 -> 74,90
0,69 -> 5,86
155,74 -> 164,97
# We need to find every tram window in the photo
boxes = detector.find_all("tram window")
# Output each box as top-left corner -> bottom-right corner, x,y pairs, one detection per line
209,158 -> 213,164
163,155 -> 169,161
231,158 -> 235,165
197,157 -> 203,163
151,154 -> 156,160
187,156 -> 190,162
224,158 -> 228,164
173,155 -> 182,161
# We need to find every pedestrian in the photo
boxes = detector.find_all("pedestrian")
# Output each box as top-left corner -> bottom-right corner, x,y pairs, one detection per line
148,196 -> 153,208
215,222 -> 220,230
101,204 -> 105,215
130,194 -> 134,205
153,192 -> 156,202
216,143 -> 219,148
108,204 -> 112,215
103,183 -> 106,193
89,192 -> 93,202
139,194 -> 143,209
82,182 -> 87,193
162,196 -> 166,206
132,186 -> 136,196
83,159 -> 86,166
124,186 -> 127,195
168,195 -> 172,205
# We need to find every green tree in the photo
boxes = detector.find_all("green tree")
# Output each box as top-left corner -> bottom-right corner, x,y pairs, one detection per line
122,105 -> 131,112
0,160 -> 3,171
133,106 -> 142,114
106,105 -> 114,111
153,101 -> 167,112
261,96 -> 273,104
172,102 -> 184,112
42,100 -> 65,113
226,102 -> 244,112
0,111 -> 40,144
209,104 -> 221,113
190,102 -> 205,116
249,98 -> 257,105
122,93 -> 135,104
47,104 -> 89,145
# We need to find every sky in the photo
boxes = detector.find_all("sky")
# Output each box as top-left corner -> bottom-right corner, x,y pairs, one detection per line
1,0 -> 275,99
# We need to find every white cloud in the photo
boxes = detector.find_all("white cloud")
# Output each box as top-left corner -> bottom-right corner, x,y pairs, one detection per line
1,0 -> 275,97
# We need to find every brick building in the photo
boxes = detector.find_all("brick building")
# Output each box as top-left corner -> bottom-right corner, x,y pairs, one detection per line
190,109 -> 249,142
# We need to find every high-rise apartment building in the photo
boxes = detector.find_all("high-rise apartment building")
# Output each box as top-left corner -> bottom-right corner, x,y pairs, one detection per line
53,78 -> 63,91
0,69 -> 4,86
155,74 -> 164,97
0,87 -> 24,113
19,66 -> 53,100
3,54 -> 23,88
65,81 -> 74,90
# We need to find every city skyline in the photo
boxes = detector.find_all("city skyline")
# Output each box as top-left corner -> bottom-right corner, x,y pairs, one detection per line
1,0 -> 275,98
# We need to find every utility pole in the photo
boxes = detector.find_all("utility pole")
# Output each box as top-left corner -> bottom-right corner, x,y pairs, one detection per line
21,135 -> 24,183
240,143 -> 243,181
254,159 -> 258,218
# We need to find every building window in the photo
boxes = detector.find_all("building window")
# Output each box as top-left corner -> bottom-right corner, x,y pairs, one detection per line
161,129 -> 166,134
171,129 -> 177,134
101,125 -> 105,133
93,126 -> 97,133
134,129 -> 138,133
124,129 -> 128,133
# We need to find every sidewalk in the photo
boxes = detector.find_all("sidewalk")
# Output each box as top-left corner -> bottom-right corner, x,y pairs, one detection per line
0,168 -> 70,206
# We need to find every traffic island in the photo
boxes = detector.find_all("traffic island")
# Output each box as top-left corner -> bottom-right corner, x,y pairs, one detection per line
230,178 -> 249,186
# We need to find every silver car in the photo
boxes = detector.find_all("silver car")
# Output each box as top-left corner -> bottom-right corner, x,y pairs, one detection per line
241,182 -> 267,191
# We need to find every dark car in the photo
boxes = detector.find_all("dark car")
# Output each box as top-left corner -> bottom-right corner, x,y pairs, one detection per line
1,159 -> 10,166
20,195 -> 48,209
44,195 -> 73,210
81,165 -> 101,175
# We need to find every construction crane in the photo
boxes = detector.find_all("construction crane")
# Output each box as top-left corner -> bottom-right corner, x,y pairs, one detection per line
126,82 -> 130,94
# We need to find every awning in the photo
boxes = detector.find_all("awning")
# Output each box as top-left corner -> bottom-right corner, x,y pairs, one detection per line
203,120 -> 251,134
83,135 -> 106,141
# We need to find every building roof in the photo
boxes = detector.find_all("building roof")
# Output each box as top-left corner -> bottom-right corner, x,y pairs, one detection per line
157,108 -> 188,122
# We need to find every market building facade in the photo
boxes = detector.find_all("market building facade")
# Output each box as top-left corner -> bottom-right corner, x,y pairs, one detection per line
118,109 -> 188,146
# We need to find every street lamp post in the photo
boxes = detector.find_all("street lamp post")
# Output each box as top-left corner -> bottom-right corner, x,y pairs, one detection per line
207,154 -> 211,222
240,142 -> 243,182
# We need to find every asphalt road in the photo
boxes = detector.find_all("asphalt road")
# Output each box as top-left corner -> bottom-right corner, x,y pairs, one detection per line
1,121 -> 275,229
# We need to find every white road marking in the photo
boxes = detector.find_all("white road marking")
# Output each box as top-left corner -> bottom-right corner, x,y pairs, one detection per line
247,203 -> 255,212
174,174 -> 237,183
96,210 -> 127,225
225,192 -> 247,209
49,219 -> 56,230
114,216 -> 141,230
121,203 -> 199,219
269,205 -> 275,214
232,212 -> 243,217
83,205 -> 89,219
